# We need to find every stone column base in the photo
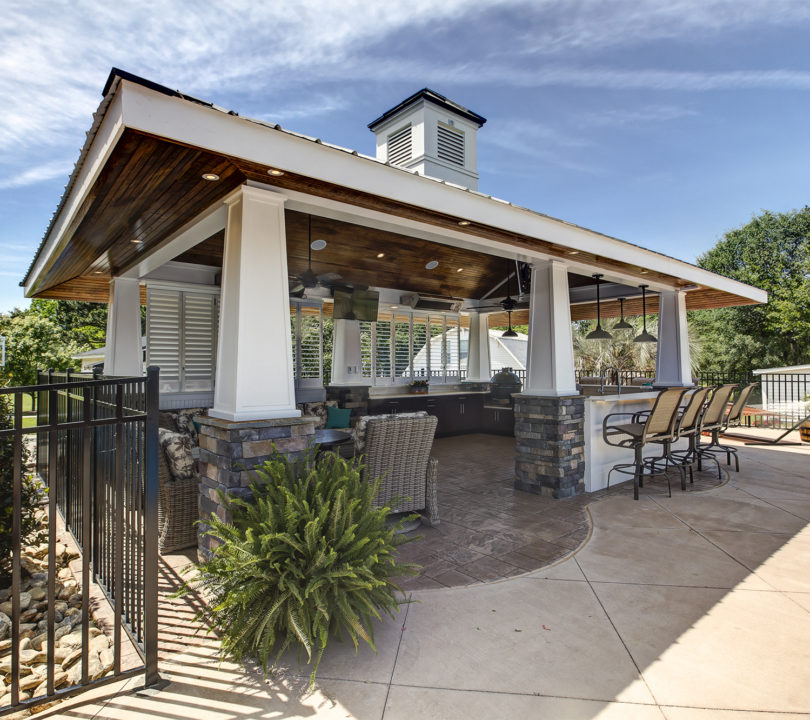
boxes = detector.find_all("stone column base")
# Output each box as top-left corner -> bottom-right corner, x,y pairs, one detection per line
514,395 -> 585,498
195,415 -> 317,559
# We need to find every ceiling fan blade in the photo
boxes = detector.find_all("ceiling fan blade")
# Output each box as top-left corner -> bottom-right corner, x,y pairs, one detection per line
317,272 -> 343,287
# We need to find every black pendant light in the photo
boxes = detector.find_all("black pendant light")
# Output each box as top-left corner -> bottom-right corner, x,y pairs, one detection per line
586,273 -> 613,340
501,258 -> 519,337
613,298 -> 633,330
633,284 -> 657,343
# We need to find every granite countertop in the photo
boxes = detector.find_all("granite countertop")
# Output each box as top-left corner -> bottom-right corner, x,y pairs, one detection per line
368,390 -> 492,400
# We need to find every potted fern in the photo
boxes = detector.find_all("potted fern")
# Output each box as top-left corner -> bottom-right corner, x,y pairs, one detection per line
190,449 -> 418,686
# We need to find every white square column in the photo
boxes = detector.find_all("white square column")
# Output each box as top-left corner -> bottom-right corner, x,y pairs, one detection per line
104,277 -> 143,376
523,260 -> 577,396
655,289 -> 693,387
210,185 -> 299,421
331,319 -> 366,386
465,312 -> 491,383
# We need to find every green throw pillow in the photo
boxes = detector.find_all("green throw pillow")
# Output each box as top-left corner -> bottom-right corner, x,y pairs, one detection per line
325,406 -> 352,429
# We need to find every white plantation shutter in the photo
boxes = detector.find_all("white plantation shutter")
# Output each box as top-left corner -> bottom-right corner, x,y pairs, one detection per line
375,314 -> 392,383
360,321 -> 373,379
147,286 -> 219,395
146,288 -> 182,393
289,302 -> 324,388
181,293 -> 217,392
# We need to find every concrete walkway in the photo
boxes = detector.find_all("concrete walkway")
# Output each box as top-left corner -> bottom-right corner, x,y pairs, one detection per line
41,438 -> 810,719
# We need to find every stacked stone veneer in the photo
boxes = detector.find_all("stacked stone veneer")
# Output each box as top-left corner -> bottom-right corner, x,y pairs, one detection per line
326,385 -> 369,423
196,415 -> 317,558
514,395 -> 585,498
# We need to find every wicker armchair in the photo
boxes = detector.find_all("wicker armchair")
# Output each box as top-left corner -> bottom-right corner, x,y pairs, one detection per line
157,451 -> 199,553
361,415 -> 439,526
157,418 -> 200,554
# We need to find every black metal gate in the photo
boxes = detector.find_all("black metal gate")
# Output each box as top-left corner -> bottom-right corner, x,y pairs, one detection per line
1,367 -> 159,716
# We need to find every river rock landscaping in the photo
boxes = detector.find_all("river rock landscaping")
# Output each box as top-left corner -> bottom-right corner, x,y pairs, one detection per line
0,506 -> 115,713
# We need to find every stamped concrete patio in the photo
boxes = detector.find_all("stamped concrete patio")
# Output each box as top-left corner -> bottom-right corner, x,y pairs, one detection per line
39,436 -> 810,719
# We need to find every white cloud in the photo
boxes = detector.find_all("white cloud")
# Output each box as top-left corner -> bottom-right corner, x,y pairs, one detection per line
0,160 -> 72,190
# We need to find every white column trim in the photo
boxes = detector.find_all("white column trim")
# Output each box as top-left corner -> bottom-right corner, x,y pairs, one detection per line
104,277 -> 143,376
210,185 -> 300,421
654,289 -> 693,387
465,312 -> 491,383
522,260 -> 578,397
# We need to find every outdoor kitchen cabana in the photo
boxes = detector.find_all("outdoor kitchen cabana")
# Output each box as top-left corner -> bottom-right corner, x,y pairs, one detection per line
22,70 -> 768,539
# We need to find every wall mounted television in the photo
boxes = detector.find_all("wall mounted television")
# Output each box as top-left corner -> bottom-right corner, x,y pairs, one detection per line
332,288 -> 380,322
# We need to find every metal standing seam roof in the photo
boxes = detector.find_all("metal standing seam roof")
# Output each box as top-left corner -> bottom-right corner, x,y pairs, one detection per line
22,67 -> 748,290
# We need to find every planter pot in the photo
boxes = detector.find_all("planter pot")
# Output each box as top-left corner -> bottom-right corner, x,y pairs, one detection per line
800,422 -> 810,443
410,387 -> 429,394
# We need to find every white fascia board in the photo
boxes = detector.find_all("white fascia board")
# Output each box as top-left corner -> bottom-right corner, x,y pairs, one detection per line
24,91 -> 126,298
753,364 -> 810,375
117,80 -> 765,304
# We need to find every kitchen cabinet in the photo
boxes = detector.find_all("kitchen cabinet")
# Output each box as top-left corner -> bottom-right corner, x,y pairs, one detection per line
367,392 -> 510,437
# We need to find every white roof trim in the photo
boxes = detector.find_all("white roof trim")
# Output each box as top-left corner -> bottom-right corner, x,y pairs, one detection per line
27,77 -> 768,305
753,364 -> 810,375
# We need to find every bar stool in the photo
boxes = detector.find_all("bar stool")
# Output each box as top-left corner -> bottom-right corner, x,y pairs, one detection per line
603,388 -> 689,500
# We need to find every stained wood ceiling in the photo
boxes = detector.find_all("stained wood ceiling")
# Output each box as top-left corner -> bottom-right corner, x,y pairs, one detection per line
29,128 -> 759,319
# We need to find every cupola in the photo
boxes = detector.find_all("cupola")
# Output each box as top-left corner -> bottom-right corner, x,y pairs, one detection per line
368,88 -> 486,190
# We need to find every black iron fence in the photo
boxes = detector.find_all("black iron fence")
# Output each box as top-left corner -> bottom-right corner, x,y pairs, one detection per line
1,368 -> 159,717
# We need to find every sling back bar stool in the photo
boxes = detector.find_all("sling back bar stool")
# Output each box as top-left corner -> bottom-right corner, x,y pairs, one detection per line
603,387 -> 689,500
698,382 -> 758,472
669,386 -> 718,482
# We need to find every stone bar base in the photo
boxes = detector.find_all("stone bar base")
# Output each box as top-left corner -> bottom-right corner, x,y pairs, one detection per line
514,395 -> 585,498
195,414 -> 317,558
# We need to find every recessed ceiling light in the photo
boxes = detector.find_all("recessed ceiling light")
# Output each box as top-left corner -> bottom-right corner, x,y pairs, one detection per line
456,268 -> 464,273
94,270 -> 103,274
640,269 -> 649,275
567,250 -> 580,255
458,220 -> 471,226
310,239 -> 327,251
130,239 -> 142,244
376,252 -> 385,258
201,173 -> 220,181
425,260 -> 439,270
267,168 -> 285,176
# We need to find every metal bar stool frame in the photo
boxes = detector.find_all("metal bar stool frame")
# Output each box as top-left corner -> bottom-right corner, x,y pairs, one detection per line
603,387 -> 690,500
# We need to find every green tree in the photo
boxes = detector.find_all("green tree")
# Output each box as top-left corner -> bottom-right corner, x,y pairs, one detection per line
693,207 -> 810,373
30,299 -> 108,348
0,310 -> 81,406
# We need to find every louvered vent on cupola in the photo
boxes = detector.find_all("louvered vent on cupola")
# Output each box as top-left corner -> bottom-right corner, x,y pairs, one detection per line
437,124 -> 464,167
386,125 -> 412,166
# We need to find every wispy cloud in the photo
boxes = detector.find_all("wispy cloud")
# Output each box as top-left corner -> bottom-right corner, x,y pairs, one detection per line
0,160 -> 73,190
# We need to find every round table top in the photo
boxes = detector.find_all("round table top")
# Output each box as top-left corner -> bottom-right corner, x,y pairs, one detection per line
314,428 -> 352,446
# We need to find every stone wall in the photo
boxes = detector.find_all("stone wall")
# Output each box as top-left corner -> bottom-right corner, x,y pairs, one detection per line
514,395 -> 585,498
196,415 -> 317,558
326,385 -> 369,424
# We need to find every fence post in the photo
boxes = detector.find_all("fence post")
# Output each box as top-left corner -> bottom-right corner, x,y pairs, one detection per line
143,366 -> 160,686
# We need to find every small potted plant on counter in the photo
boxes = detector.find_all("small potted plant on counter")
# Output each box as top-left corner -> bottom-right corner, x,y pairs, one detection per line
409,379 -> 429,394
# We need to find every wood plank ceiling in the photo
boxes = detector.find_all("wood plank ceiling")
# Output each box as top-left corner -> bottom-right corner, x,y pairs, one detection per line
30,129 -> 760,318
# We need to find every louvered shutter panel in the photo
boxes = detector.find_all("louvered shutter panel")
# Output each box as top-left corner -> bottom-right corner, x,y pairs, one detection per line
387,125 -> 412,166
299,308 -> 322,386
437,124 -> 464,166
181,292 -> 217,392
375,314 -> 392,382
146,288 -> 182,393
360,321 -> 374,378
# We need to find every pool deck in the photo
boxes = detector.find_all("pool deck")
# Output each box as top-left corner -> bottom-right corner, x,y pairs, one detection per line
39,434 -> 810,719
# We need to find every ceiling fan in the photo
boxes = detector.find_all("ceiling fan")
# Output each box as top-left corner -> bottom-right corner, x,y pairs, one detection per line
289,215 -> 343,295
476,259 -> 530,337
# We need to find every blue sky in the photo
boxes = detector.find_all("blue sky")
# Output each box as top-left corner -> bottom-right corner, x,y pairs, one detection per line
2,0 -> 809,312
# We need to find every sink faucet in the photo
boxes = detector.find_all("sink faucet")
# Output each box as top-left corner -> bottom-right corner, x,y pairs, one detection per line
601,366 -> 623,395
